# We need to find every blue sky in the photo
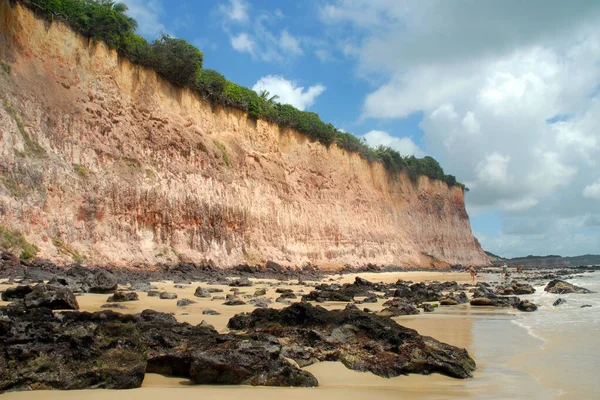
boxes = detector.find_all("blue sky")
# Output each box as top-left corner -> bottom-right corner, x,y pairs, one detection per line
121,0 -> 600,258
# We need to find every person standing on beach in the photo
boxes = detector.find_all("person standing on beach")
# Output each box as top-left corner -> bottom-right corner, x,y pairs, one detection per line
501,263 -> 509,279
469,266 -> 476,283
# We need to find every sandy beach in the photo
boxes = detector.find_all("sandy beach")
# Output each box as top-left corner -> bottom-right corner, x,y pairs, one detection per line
2,270 -> 598,400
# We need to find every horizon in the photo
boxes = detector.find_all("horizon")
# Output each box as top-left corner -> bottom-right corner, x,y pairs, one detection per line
119,0 -> 600,258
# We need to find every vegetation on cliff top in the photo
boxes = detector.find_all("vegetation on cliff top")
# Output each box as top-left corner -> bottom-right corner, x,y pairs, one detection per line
16,0 -> 467,190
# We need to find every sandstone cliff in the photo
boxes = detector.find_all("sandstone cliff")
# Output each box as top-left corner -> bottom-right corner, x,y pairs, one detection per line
0,1 -> 490,268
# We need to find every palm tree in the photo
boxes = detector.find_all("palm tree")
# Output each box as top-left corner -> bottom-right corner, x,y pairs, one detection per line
258,90 -> 279,104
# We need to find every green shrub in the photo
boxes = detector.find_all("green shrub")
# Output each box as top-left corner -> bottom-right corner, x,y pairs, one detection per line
0,226 -> 39,259
151,34 -> 203,87
0,61 -> 10,75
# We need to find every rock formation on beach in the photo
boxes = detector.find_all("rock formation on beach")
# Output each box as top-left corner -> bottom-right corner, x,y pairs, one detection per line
0,298 -> 476,392
0,1 -> 489,269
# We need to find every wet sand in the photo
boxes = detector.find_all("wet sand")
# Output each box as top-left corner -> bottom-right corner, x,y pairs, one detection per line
0,271 -> 585,399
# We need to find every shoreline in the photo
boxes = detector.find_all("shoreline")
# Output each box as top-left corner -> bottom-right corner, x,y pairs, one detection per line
2,269 -> 598,399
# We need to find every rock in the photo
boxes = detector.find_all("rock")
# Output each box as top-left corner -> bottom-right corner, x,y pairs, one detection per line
379,299 -> 420,316
223,297 -> 246,306
581,304 -> 592,308
177,299 -> 197,307
440,299 -> 458,306
100,303 -> 128,309
202,309 -> 221,315
47,276 -> 85,293
159,292 -> 178,300
107,291 -> 139,302
0,309 -> 146,392
422,303 -> 435,312
194,287 -> 211,298
470,297 -> 497,306
249,298 -> 271,308
301,290 -> 352,303
229,278 -> 253,287
553,298 -> 566,307
544,280 -> 593,294
147,290 -> 160,297
207,288 -> 223,293
85,269 -> 118,294
24,284 -> 79,310
228,302 -> 476,379
278,291 -> 297,299
496,282 -> 535,295
254,288 -> 267,296
276,288 -> 294,294
516,300 -> 538,312
129,282 -> 156,292
174,284 -> 188,289
1,285 -> 33,301
275,297 -> 291,304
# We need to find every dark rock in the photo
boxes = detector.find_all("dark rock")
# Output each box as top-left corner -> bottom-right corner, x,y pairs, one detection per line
380,299 -> 420,316
229,278 -> 253,287
24,284 -> 79,310
302,290 -> 352,303
440,299 -> 458,306
0,309 -> 146,392
177,299 -> 197,307
254,288 -> 267,296
516,300 -> 538,312
100,303 -> 129,310
581,304 -> 592,308
47,276 -> 85,293
202,309 -> 221,315
422,303 -> 435,312
159,292 -> 178,300
223,297 -> 246,306
207,288 -> 224,293
228,302 -> 476,379
1,285 -> 33,301
275,297 -> 291,304
194,287 -> 211,298
147,290 -> 160,297
470,297 -> 497,306
107,292 -> 139,302
553,298 -> 566,307
544,280 -> 594,294
276,288 -> 294,294
174,284 -> 188,289
248,298 -> 271,308
278,291 -> 297,299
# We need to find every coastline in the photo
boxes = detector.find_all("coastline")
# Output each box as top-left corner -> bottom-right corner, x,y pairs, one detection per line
2,270 -> 597,399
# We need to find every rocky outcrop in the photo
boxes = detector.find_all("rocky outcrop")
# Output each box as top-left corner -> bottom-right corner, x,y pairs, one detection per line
228,302 -> 476,379
544,280 -> 594,294
0,1 -> 489,269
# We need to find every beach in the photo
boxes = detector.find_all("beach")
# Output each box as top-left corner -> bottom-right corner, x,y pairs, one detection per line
1,270 -> 598,399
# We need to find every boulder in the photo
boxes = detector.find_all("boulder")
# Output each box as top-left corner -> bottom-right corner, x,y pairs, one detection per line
229,278 -> 253,287
544,280 -> 593,294
228,302 -> 476,379
223,297 -> 246,306
1,285 -> 33,301
516,300 -> 538,312
254,288 -> 267,296
202,309 -> 221,315
301,290 -> 352,303
177,299 -> 197,307
159,292 -> 178,300
107,292 -> 139,302
422,303 -> 435,312
147,290 -> 160,297
248,298 -> 271,308
440,298 -> 458,306
379,299 -> 420,316
100,303 -> 128,310
194,287 -> 211,298
553,298 -> 566,307
470,297 -> 497,306
0,309 -> 146,392
24,284 -> 79,310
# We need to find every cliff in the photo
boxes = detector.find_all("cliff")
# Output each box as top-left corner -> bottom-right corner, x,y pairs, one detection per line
0,1 -> 490,269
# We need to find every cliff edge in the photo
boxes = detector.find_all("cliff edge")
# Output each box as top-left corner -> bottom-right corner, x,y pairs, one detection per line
0,1 -> 490,268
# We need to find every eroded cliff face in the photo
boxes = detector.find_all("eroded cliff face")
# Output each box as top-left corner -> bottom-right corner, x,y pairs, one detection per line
0,2 -> 490,268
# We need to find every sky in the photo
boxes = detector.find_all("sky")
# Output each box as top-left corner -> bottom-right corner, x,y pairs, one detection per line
120,0 -> 600,258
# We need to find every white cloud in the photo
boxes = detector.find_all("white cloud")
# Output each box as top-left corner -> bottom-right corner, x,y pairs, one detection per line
279,30 -> 303,56
322,0 -> 600,255
230,33 -> 255,55
220,0 -> 249,23
361,130 -> 425,157
121,0 -> 166,38
583,179 -> 600,200
252,76 -> 325,111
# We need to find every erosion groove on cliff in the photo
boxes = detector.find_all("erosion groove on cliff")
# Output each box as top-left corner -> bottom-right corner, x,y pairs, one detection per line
0,1 -> 490,268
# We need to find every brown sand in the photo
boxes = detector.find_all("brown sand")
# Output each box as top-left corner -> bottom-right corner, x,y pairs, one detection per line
0,271 -> 565,399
